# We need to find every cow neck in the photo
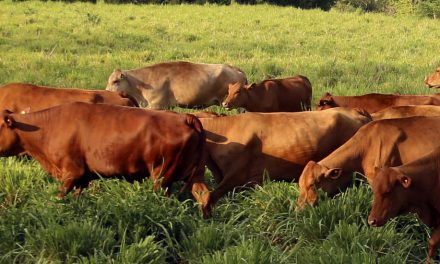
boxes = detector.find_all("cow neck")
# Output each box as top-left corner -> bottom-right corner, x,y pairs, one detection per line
14,112 -> 50,158
15,112 -> 63,177
318,136 -> 364,175
400,152 -> 440,209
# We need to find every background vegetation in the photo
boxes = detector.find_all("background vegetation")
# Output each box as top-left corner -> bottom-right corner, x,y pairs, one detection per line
17,0 -> 440,18
0,1 -> 439,263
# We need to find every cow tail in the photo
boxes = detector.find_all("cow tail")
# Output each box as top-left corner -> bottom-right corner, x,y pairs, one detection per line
179,114 -> 206,193
118,91 -> 140,107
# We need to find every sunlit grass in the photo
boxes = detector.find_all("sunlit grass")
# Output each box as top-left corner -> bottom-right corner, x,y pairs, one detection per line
0,1 -> 438,262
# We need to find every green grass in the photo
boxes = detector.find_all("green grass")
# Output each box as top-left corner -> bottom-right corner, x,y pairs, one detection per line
1,1 -> 439,263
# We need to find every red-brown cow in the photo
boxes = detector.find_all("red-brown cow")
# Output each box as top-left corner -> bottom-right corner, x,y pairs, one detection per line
425,67 -> 440,88
0,83 -> 138,113
316,92 -> 440,113
0,103 -> 210,217
198,107 -> 371,208
222,75 -> 312,112
297,116 -> 440,209
368,147 -> 440,262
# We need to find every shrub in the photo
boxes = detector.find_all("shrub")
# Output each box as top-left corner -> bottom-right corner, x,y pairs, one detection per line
416,0 -> 440,18
334,0 -> 390,12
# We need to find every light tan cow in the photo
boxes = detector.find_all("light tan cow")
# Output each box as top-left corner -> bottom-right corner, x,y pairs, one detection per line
371,105 -> 440,120
425,67 -> 440,88
297,116 -> 440,209
222,75 -> 312,112
198,108 -> 372,208
106,61 -> 247,109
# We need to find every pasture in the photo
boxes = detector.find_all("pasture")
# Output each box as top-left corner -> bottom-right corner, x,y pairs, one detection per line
0,1 -> 439,263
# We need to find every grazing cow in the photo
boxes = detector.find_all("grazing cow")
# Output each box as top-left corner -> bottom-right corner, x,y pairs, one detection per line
297,116 -> 440,209
222,75 -> 312,112
372,105 -> 440,120
0,83 -> 138,113
0,103 -> 210,218
198,107 -> 371,208
316,92 -> 440,113
368,147 -> 440,261
425,67 -> 440,88
106,61 -> 247,109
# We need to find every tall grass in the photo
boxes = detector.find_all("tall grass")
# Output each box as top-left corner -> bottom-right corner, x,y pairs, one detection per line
0,1 -> 439,263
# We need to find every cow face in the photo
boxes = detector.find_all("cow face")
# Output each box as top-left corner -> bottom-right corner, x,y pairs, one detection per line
0,111 -> 22,157
297,161 -> 344,208
368,167 -> 412,227
425,67 -> 440,88
106,69 -> 130,93
222,82 -> 249,110
316,92 -> 338,110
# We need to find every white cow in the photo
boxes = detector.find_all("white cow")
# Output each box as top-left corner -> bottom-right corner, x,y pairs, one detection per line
106,61 -> 247,109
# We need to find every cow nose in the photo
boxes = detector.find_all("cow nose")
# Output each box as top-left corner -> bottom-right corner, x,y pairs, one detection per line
222,102 -> 228,108
368,218 -> 377,226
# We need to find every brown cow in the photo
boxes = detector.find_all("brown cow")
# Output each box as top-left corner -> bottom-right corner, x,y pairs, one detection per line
222,75 -> 312,112
106,61 -> 247,109
198,107 -> 371,208
368,147 -> 440,261
0,103 -> 210,218
425,67 -> 440,88
0,83 -> 138,113
371,105 -> 440,120
316,92 -> 440,113
297,116 -> 440,209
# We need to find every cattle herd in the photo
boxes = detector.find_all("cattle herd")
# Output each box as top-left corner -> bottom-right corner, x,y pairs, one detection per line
1,61 -> 440,260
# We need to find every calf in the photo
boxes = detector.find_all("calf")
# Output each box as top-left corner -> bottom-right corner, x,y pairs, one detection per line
222,75 -> 312,112
297,116 -> 440,208
198,107 -> 371,208
0,103 -> 210,217
425,67 -> 440,88
368,147 -> 440,262
0,83 -> 138,113
316,92 -> 440,113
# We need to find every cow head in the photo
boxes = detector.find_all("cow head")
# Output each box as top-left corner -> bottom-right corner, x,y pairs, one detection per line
0,110 -> 22,157
316,92 -> 338,110
425,67 -> 440,88
368,167 -> 412,227
297,161 -> 345,209
222,82 -> 251,110
106,69 -> 130,93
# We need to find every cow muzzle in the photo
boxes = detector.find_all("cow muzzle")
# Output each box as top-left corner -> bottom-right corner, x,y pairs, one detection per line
222,102 -> 230,109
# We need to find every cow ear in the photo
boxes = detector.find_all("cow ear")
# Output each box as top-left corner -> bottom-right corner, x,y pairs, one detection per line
4,115 -> 15,128
324,168 -> 342,179
398,175 -> 412,188
113,69 -> 125,80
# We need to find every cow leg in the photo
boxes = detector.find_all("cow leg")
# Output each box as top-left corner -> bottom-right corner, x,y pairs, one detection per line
151,162 -> 175,195
189,171 -> 211,219
57,162 -> 85,199
427,226 -> 440,262
58,172 -> 83,199
72,176 -> 92,198
209,172 -> 250,208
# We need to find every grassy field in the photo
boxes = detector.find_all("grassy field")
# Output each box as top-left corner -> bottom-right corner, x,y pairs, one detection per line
1,1 -> 440,263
